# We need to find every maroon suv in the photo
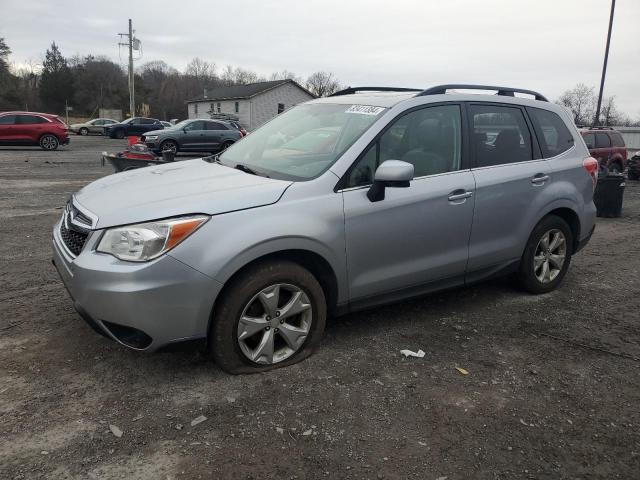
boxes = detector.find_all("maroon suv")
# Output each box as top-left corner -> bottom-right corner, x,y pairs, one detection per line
579,127 -> 627,173
0,111 -> 70,150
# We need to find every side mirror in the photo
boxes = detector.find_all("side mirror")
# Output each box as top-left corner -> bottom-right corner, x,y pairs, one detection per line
367,160 -> 414,202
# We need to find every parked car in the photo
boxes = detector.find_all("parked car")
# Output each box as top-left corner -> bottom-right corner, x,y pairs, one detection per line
141,119 -> 242,154
160,121 -> 172,129
579,127 -> 627,173
70,118 -> 118,136
0,111 -> 70,150
52,84 -> 597,374
105,117 -> 164,139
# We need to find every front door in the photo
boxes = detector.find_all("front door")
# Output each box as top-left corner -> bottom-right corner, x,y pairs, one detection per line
342,103 -> 475,304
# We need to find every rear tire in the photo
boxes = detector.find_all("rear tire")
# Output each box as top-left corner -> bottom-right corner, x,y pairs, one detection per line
628,171 -> 640,181
39,134 -> 59,151
211,260 -> 326,374
517,215 -> 573,294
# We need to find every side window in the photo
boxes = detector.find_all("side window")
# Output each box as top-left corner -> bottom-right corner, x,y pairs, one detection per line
0,115 -> 17,125
527,107 -> 575,158
17,115 -> 47,124
610,132 -> 625,147
583,133 -> 595,149
184,121 -> 205,131
346,104 -> 462,187
207,122 -> 228,130
470,105 -> 533,167
93,120 -> 104,126
595,133 -> 611,148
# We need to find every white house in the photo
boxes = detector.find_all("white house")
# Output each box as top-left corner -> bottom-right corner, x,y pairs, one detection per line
186,79 -> 315,131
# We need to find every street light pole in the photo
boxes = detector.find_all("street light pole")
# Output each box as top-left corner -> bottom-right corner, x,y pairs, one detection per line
593,0 -> 616,126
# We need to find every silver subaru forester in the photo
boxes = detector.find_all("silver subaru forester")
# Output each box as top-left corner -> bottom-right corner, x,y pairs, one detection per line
52,84 -> 597,374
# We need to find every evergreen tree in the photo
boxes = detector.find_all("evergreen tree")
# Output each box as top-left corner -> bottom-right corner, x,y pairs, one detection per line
39,42 -> 73,113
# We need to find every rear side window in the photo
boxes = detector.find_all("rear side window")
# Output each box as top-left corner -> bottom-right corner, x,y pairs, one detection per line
582,133 -> 595,149
527,107 -> 574,158
595,133 -> 611,148
0,115 -> 16,125
17,115 -> 48,124
470,105 -> 533,167
610,132 -> 625,147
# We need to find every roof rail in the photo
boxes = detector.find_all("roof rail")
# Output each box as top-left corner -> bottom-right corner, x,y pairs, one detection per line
417,84 -> 549,102
330,86 -> 422,97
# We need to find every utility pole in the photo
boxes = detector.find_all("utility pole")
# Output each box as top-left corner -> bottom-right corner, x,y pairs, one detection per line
593,0 -> 616,126
118,19 -> 136,117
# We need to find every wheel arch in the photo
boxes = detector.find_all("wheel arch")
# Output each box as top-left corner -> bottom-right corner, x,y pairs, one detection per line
539,205 -> 581,251
207,248 -> 341,342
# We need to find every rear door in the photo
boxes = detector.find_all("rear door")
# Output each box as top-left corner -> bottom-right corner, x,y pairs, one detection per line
0,114 -> 18,142
206,121 -> 231,150
593,132 -> 611,166
15,114 -> 49,143
466,103 -> 552,279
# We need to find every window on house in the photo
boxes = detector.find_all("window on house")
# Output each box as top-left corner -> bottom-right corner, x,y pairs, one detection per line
194,103 -> 198,114
217,103 -> 221,113
278,103 -> 285,114
235,102 -> 239,113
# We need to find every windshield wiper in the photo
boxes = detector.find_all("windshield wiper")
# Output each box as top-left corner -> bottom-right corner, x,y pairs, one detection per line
234,163 -> 259,176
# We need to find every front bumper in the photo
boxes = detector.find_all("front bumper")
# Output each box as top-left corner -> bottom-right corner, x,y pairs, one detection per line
61,136 -> 70,145
52,219 -> 222,351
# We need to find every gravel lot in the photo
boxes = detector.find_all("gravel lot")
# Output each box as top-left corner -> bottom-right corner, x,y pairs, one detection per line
1,135 -> 639,479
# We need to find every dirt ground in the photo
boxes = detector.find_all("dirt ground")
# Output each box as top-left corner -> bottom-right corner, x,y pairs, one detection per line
1,135 -> 639,480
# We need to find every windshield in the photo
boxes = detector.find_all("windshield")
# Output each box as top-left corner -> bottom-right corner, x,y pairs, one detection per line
172,120 -> 190,129
219,103 -> 385,180
121,118 -> 133,124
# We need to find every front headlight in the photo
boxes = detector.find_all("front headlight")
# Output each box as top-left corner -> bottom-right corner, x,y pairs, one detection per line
97,215 -> 208,262
145,135 -> 158,140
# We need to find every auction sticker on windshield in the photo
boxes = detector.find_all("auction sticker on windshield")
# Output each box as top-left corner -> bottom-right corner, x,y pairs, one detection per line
345,105 -> 385,115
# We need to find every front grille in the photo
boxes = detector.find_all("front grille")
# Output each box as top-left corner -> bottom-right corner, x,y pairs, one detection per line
60,221 -> 89,256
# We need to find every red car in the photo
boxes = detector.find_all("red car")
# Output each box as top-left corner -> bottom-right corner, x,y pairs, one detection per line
0,111 -> 70,150
579,127 -> 627,173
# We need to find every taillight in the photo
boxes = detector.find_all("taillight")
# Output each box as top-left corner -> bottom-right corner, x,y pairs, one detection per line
583,156 -> 599,189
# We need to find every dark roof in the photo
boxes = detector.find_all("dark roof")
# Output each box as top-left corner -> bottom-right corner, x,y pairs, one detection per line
186,79 -> 314,103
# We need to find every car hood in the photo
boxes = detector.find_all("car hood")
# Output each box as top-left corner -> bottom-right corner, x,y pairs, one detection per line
143,129 -> 166,136
74,159 -> 293,229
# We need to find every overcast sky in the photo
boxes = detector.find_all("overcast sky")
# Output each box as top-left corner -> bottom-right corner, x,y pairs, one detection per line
2,0 -> 639,116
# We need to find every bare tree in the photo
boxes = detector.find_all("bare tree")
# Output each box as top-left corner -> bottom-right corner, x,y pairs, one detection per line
305,71 -> 340,97
269,70 -> 301,83
556,83 -> 596,125
184,57 -> 216,81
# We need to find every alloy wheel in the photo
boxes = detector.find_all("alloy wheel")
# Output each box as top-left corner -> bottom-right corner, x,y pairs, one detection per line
533,229 -> 566,284
40,135 -> 58,150
236,283 -> 313,365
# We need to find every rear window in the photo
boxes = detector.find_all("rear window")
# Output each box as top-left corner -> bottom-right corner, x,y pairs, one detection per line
595,132 -> 611,148
610,132 -> 625,148
527,107 -> 574,158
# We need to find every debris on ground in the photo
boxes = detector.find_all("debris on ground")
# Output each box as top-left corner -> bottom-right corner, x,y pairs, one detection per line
455,367 -> 469,375
400,349 -> 425,358
109,425 -> 123,438
190,415 -> 207,427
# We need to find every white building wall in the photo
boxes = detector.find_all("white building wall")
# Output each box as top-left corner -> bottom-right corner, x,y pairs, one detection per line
250,83 -> 314,130
187,82 -> 313,130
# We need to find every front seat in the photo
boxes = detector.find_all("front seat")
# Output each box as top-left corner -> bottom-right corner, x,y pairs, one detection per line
401,120 -> 448,177
492,129 -> 522,165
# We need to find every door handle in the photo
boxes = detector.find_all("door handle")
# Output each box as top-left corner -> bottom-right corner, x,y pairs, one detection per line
531,174 -> 549,185
448,190 -> 473,202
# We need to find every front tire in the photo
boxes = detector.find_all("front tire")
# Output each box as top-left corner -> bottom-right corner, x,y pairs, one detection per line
114,129 -> 125,139
79,127 -> 89,136
211,260 -> 326,374
160,140 -> 178,153
517,215 -> 573,294
39,134 -> 59,151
